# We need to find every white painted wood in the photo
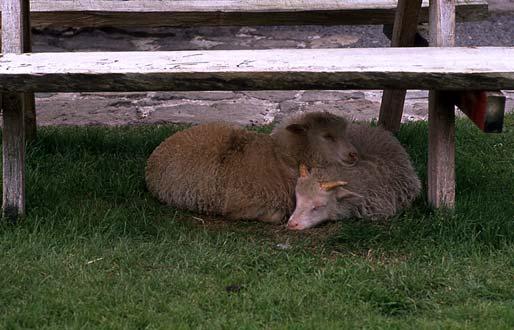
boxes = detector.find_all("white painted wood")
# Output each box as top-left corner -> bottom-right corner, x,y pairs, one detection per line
428,0 -> 456,209
0,47 -> 513,92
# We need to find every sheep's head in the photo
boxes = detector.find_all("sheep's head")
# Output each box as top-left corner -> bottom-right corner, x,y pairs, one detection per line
285,112 -> 358,167
287,165 -> 363,230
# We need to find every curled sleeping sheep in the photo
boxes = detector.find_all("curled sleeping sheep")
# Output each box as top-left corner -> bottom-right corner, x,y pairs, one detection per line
288,123 -> 421,230
145,112 -> 358,223
270,112 -> 358,167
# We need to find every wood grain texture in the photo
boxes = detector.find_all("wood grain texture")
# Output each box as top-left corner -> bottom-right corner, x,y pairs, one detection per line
2,0 -> 25,53
390,0 -> 424,47
456,91 -> 506,133
429,0 -> 456,46
23,91 -> 36,140
21,0 -> 37,142
26,0 -> 486,12
0,47 -> 513,92
1,0 -> 36,141
382,25 -> 505,134
2,93 -> 26,220
379,0 -> 423,132
379,89 -> 408,132
428,0 -> 456,209
1,0 -> 30,219
0,0 -> 488,27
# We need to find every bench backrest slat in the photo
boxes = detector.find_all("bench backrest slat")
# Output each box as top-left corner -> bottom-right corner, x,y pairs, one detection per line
0,0 -> 488,28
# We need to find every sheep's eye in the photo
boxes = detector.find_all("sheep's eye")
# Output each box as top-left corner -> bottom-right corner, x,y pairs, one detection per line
312,205 -> 324,211
323,134 -> 335,142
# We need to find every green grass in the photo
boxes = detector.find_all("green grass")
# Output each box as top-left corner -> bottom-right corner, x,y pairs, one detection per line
1,115 -> 513,329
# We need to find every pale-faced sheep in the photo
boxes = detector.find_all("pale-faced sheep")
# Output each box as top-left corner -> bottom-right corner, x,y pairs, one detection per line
287,123 -> 421,230
145,112 -> 358,223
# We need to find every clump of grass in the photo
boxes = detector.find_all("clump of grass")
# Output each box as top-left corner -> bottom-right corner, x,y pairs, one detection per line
1,116 -> 513,328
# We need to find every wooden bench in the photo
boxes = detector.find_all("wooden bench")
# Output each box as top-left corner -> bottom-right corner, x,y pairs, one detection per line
1,0 -> 511,219
3,0 -> 501,139
1,48 -> 513,92
2,0 -> 489,28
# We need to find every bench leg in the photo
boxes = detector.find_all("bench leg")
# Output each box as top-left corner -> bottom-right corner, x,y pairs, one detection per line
378,0 -> 422,132
2,0 -> 36,142
379,90 -> 407,132
428,91 -> 455,208
24,93 -> 37,141
2,93 -> 26,220
428,0 -> 456,208
21,0 -> 36,142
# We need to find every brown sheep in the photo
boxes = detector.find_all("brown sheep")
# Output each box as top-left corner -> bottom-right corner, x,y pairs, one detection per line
287,123 -> 421,230
145,112 -> 358,223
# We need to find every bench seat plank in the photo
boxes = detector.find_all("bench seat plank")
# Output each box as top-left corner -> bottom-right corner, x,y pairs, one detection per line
1,47 -> 513,92
0,0 -> 488,27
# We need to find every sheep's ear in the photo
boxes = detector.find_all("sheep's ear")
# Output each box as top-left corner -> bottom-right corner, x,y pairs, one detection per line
299,164 -> 310,177
286,124 -> 307,135
320,181 -> 347,191
335,187 -> 363,202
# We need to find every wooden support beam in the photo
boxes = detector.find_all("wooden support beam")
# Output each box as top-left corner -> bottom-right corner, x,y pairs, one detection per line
0,0 -> 490,28
22,0 -> 36,142
1,0 -> 29,219
379,0 -> 423,133
383,26 -> 506,134
1,48 -> 514,92
428,0 -> 456,209
1,0 -> 35,142
2,93 -> 26,220
455,91 -> 505,133
382,24 -> 429,47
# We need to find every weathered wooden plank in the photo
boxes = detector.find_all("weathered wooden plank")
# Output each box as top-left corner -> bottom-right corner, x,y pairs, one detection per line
23,92 -> 36,141
379,0 -> 423,132
0,0 -> 489,27
0,48 -> 513,92
383,23 -> 506,134
2,93 -> 26,220
388,0 -> 424,47
1,0 -> 36,141
428,0 -> 456,209
428,90 -> 456,208
2,0 -> 26,53
455,91 -> 505,133
25,0 -> 486,12
1,0 -> 29,219
430,0 -> 456,46
22,0 -> 37,142
379,90 -> 408,132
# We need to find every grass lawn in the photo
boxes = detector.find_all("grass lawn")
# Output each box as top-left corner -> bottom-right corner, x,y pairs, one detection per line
1,115 -> 513,329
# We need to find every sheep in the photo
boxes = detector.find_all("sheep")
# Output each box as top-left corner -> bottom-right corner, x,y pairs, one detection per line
287,123 -> 421,230
145,112 -> 359,223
